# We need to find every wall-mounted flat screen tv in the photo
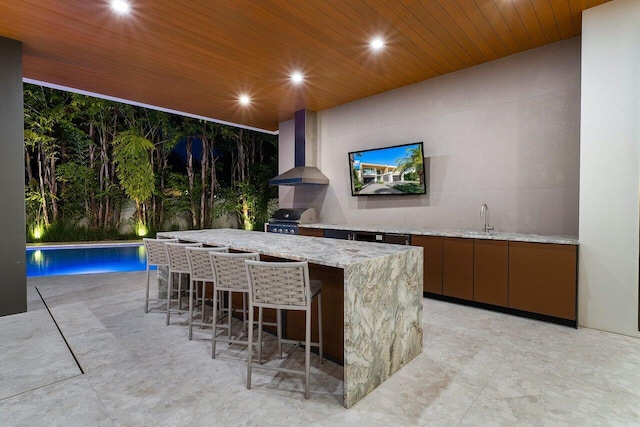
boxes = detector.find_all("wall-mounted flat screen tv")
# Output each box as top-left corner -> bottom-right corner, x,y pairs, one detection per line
349,142 -> 426,196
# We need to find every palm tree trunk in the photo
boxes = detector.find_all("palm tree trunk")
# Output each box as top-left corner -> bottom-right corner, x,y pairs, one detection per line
24,151 -> 34,183
37,146 -> 50,226
209,155 -> 217,228
199,136 -> 208,228
186,136 -> 197,228
49,156 -> 58,221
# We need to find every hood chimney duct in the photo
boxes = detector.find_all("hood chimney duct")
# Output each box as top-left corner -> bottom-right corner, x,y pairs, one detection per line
269,109 -> 329,186
294,109 -> 306,168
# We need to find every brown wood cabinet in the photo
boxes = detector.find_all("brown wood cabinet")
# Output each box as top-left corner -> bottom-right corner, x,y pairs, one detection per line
411,235 -> 443,294
443,238 -> 474,300
473,239 -> 509,306
298,227 -> 324,237
296,227 -> 578,325
508,242 -> 577,320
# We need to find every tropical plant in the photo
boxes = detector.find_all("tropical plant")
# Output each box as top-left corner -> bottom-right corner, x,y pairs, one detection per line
391,183 -> 423,194
69,94 -> 123,229
214,129 -> 278,230
349,152 -> 363,191
395,146 -> 424,186
23,83 -> 278,242
56,162 -> 98,220
28,219 -> 138,243
112,130 -> 155,227
171,118 -> 224,229
23,85 -> 71,225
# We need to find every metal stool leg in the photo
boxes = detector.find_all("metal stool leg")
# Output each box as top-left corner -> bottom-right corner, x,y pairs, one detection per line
257,307 -> 264,365
212,285 -> 219,358
318,293 -> 323,364
145,265 -> 151,313
166,272 -> 173,325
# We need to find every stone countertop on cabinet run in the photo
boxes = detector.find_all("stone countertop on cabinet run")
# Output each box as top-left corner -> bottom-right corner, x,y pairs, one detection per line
156,228 -> 420,268
300,223 -> 579,246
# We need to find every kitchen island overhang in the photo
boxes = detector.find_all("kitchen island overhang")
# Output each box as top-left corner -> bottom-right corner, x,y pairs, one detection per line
157,228 -> 423,408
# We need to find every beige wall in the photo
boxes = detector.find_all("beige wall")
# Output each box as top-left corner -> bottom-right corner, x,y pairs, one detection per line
280,38 -> 581,236
579,0 -> 640,337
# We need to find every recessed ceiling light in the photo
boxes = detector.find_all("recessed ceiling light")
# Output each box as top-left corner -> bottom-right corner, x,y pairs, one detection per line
370,37 -> 385,51
110,0 -> 131,15
291,72 -> 304,84
239,94 -> 251,105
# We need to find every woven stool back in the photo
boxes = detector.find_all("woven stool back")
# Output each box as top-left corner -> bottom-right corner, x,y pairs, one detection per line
245,261 -> 311,310
143,238 -> 178,266
211,252 -> 260,291
186,246 -> 228,282
166,242 -> 202,273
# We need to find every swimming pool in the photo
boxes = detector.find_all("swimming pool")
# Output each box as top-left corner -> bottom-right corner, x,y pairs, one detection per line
26,243 -> 149,277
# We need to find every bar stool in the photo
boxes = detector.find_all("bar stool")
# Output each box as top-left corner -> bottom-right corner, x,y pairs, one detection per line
209,252 -> 262,359
142,237 -> 178,313
186,246 -> 229,340
165,241 -> 203,326
245,260 -> 323,399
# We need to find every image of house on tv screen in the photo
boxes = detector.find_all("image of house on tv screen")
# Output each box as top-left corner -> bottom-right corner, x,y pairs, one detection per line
349,142 -> 426,196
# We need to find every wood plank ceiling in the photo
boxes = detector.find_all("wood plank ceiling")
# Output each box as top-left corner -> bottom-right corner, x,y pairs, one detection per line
0,0 -> 608,132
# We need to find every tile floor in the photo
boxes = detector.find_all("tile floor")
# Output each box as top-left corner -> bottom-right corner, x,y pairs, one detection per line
1,271 -> 639,426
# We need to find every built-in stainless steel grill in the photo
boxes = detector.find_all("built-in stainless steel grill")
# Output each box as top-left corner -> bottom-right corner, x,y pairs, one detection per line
266,208 -> 317,235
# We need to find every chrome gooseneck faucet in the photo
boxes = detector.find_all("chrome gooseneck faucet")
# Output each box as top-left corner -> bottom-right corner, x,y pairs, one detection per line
480,203 -> 494,233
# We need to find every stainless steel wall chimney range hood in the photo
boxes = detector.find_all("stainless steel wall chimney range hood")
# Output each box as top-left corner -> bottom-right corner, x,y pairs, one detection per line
269,109 -> 329,186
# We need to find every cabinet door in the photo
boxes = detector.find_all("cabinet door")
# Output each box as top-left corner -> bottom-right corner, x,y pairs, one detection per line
509,242 -> 577,320
298,227 -> 324,237
443,238 -> 473,300
474,240 -> 508,306
411,235 -> 443,294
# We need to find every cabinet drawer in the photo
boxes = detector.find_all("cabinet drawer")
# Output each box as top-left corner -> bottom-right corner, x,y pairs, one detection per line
298,227 -> 324,237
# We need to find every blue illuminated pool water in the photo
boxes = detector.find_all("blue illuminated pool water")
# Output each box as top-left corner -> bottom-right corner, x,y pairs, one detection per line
26,243 -> 149,277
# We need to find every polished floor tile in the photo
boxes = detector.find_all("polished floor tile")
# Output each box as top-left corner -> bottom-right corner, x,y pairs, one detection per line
459,365 -> 640,426
0,375 -> 112,427
0,271 -> 639,426
0,309 -> 81,400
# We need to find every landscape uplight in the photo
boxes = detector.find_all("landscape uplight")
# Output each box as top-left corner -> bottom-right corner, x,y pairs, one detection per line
31,223 -> 44,240
135,222 -> 148,237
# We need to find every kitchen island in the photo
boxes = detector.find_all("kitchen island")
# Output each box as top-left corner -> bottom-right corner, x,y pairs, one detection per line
157,228 -> 423,408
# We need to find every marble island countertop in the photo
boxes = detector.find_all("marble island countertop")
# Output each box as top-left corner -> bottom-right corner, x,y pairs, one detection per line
301,223 -> 579,245
157,227 -> 424,408
157,228 -> 421,268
